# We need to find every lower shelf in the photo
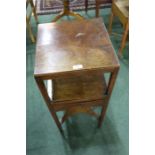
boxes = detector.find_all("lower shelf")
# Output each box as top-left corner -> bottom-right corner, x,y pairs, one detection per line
48,74 -> 107,103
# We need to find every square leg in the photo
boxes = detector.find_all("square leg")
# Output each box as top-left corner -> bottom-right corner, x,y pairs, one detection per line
35,77 -> 63,133
98,68 -> 119,127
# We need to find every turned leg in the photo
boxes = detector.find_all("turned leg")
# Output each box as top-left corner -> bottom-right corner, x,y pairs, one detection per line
29,0 -> 39,24
118,21 -> 129,57
108,12 -> 114,34
26,17 -> 35,43
33,6 -> 39,24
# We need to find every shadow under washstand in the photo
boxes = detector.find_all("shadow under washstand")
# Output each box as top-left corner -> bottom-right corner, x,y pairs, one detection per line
61,113 -> 122,153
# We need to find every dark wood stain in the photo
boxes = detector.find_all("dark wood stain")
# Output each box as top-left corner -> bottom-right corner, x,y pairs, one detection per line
34,18 -> 120,133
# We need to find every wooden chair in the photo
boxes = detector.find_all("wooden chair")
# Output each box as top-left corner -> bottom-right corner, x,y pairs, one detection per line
108,0 -> 129,57
26,0 -> 38,43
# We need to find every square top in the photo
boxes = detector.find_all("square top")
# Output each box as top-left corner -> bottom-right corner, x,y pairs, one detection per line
34,18 -> 119,78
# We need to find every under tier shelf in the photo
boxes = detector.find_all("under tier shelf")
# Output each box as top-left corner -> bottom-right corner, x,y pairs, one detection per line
47,74 -> 107,105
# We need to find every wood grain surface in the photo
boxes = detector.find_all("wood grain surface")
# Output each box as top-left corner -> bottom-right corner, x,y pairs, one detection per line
34,18 -> 119,78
